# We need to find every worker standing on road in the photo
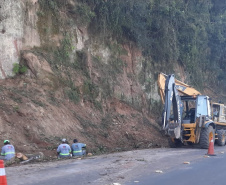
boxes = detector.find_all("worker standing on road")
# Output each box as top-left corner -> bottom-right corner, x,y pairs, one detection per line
57,138 -> 71,158
0,140 -> 15,161
71,139 -> 86,156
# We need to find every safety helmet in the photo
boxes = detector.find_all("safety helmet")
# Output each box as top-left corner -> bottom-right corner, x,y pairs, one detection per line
4,140 -> 10,144
62,138 -> 67,142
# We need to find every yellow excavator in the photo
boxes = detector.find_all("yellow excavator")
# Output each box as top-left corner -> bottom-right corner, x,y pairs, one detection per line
158,73 -> 226,148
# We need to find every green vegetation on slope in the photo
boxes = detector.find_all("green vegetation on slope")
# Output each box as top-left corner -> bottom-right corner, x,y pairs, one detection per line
36,0 -> 226,107
80,0 -> 226,91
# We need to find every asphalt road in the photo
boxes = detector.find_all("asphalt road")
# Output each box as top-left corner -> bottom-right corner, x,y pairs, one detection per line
6,146 -> 226,185
126,149 -> 226,185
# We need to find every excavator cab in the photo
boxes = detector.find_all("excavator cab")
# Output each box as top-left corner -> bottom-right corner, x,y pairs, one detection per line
196,96 -> 211,118
181,95 -> 211,123
181,96 -> 196,124
183,108 -> 196,123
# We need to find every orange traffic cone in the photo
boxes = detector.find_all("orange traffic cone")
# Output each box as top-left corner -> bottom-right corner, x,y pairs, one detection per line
0,160 -> 7,185
206,137 -> 216,156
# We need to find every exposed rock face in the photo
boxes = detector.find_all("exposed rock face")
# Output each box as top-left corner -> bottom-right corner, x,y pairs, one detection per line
0,0 -> 40,79
22,0 -> 40,49
0,0 -> 24,78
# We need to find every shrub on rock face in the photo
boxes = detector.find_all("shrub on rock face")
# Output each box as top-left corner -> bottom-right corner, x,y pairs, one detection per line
13,63 -> 20,74
13,63 -> 27,75
19,65 -> 28,74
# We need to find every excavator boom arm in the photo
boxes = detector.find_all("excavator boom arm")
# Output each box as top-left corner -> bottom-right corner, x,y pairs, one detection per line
158,73 -> 201,104
162,74 -> 183,139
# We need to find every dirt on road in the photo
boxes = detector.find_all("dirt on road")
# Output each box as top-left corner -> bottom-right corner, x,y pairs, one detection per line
6,146 -> 226,185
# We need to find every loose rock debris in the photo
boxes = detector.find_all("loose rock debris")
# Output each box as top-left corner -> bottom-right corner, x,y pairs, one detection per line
183,161 -> 190,164
204,155 -> 210,158
99,172 -> 107,176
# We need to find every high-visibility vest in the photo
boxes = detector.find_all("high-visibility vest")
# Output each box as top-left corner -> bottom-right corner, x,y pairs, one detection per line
57,144 -> 71,157
71,143 -> 86,156
1,145 -> 15,160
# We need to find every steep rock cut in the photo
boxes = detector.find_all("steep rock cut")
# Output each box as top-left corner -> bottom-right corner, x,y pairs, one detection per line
0,0 -> 168,156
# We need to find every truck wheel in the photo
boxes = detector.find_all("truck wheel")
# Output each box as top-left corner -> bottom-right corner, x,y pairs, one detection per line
168,138 -> 182,148
217,130 -> 226,146
199,125 -> 215,149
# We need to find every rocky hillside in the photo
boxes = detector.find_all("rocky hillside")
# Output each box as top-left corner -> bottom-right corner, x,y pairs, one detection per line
0,0 -> 168,156
0,0 -> 226,156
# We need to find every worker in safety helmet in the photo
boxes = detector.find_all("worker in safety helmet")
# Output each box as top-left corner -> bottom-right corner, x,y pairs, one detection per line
0,140 -> 15,161
71,139 -> 86,156
57,138 -> 71,158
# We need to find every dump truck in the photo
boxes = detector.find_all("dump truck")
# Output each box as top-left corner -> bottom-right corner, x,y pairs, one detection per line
158,73 -> 226,148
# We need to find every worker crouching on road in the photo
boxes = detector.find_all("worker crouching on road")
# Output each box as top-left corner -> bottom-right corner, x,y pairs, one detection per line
71,139 -> 86,156
0,140 -> 15,161
57,138 -> 72,158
